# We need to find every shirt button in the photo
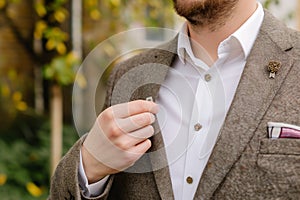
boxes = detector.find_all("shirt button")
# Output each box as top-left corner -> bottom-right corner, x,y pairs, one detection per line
194,123 -> 202,131
204,74 -> 212,82
186,176 -> 193,184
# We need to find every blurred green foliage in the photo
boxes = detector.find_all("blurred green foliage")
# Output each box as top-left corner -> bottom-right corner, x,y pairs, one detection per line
44,52 -> 80,86
262,0 -> 280,8
0,114 -> 78,199
33,0 -> 81,85
262,0 -> 295,23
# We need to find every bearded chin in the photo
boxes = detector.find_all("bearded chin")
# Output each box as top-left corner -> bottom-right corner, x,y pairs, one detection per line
173,0 -> 236,30
180,9 -> 214,27
174,2 -> 213,26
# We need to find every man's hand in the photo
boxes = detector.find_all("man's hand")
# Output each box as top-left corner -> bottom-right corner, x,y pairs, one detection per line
81,100 -> 159,183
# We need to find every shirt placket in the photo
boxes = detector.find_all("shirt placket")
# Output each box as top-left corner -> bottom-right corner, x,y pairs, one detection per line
182,70 -> 213,199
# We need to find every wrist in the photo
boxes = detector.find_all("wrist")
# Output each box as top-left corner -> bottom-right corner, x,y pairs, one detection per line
81,145 -> 108,184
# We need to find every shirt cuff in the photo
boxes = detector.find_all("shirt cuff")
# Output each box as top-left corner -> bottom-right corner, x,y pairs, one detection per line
78,149 -> 109,197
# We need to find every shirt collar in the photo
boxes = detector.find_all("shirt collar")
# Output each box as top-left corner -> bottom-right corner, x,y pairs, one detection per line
177,23 -> 192,64
177,2 -> 264,64
232,2 -> 264,58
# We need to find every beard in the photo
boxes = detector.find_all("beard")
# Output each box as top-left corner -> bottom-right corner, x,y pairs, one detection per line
173,0 -> 239,31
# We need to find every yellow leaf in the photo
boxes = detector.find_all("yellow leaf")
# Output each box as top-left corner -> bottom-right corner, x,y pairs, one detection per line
110,0 -> 120,7
12,91 -> 22,102
35,3 -> 47,17
0,0 -> 6,9
1,85 -> 10,97
51,27 -> 68,40
34,20 -> 47,39
90,9 -> 101,20
26,182 -> 43,197
75,73 -> 87,88
56,43 -> 67,55
86,0 -> 97,7
46,39 -> 56,50
66,51 -> 79,65
36,21 -> 47,31
16,101 -> 27,111
0,174 -> 7,186
54,10 -> 67,23
52,27 -> 61,35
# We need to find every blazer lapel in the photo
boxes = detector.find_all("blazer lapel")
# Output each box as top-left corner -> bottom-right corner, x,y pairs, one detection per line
128,39 -> 178,200
195,11 -> 295,199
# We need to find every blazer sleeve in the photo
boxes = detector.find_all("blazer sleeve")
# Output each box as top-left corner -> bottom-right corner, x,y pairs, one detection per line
48,135 -> 116,200
48,49 -> 150,199
48,64 -> 121,200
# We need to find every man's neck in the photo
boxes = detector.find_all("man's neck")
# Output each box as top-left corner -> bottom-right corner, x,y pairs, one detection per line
188,0 -> 258,63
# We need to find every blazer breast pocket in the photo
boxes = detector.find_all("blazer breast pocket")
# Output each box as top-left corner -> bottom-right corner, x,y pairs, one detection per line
257,138 -> 300,170
259,138 -> 300,155
256,138 -> 300,194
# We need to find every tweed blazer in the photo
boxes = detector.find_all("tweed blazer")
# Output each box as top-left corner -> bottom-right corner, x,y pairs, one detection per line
49,11 -> 300,200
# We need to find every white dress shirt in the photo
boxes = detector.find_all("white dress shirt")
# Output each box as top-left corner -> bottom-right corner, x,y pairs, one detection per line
78,2 -> 264,198
158,3 -> 264,199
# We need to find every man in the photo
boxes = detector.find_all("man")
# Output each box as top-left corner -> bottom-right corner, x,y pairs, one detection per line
49,0 -> 300,199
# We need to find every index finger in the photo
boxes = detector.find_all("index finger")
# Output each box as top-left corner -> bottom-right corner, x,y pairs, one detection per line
111,100 -> 159,118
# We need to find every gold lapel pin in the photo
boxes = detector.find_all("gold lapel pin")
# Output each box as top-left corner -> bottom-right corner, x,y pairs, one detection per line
267,61 -> 281,79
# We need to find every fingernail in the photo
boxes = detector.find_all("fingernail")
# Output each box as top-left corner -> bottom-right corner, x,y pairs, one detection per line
150,114 -> 156,124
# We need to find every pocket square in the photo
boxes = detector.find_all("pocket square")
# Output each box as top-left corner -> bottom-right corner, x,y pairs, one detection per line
267,122 -> 300,139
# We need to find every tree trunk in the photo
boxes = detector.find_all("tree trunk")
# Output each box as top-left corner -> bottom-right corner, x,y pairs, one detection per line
34,67 -> 44,115
50,84 -> 63,175
298,0 -> 300,30
71,0 -> 85,133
